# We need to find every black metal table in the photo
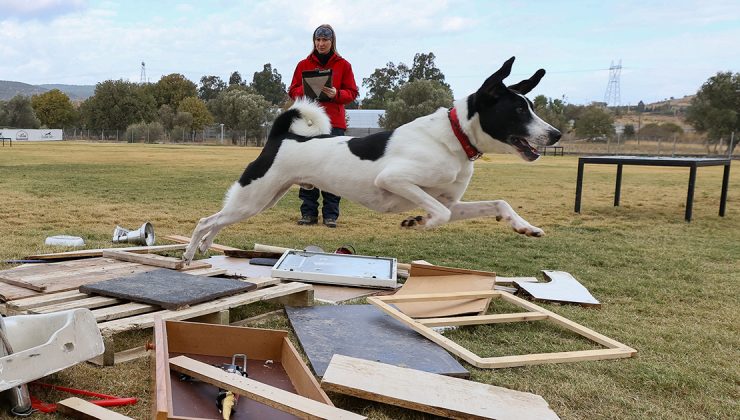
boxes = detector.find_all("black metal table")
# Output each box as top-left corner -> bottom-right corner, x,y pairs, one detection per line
575,156 -> 732,222
0,137 -> 10,147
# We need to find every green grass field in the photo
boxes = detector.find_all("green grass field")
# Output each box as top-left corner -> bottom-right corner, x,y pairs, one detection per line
0,142 -> 738,419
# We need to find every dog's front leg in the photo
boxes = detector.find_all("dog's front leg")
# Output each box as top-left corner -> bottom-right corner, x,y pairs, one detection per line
448,201 -> 544,237
375,174 -> 451,228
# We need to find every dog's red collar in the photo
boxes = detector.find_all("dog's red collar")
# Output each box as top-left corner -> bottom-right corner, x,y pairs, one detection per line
448,107 -> 482,161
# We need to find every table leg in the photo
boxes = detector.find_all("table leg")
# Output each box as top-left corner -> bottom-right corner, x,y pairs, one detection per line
614,164 -> 623,206
720,163 -> 730,217
685,165 -> 697,222
575,160 -> 585,213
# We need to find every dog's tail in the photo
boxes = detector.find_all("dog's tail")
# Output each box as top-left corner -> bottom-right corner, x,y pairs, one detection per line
268,99 -> 331,140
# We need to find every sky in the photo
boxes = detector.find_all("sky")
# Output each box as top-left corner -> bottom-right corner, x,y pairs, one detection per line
0,0 -> 738,105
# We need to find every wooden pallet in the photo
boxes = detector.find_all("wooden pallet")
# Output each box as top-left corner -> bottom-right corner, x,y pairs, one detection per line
6,278 -> 313,366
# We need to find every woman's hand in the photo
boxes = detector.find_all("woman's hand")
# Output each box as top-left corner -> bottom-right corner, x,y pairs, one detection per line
321,86 -> 337,99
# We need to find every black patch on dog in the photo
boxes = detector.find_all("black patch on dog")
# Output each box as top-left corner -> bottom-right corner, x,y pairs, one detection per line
238,108 -> 332,187
466,94 -> 477,120
347,131 -> 392,161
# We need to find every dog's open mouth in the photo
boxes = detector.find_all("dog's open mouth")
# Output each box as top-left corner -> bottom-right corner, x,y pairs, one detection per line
509,136 -> 540,161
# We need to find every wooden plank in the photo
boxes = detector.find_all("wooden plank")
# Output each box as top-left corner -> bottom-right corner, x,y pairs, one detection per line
479,348 -> 637,369
152,318 -> 172,420
0,281 -> 40,303
162,234 -> 242,252
32,296 -> 123,314
0,259 -> 136,291
6,290 -> 86,311
26,244 -> 188,260
57,397 -> 134,420
91,302 -> 157,322
419,312 -> 548,327
102,250 -> 211,271
169,356 -> 366,420
321,355 -> 560,420
98,282 -> 313,335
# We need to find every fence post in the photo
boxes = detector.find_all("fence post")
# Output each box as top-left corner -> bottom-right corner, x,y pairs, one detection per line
658,138 -> 662,155
672,134 -> 677,157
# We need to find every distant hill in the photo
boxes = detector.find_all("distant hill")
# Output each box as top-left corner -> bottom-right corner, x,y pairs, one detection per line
0,81 -> 95,101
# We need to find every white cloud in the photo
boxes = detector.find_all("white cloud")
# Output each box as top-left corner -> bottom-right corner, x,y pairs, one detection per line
0,0 -> 87,19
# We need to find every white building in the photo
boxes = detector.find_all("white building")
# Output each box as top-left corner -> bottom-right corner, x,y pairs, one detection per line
346,109 -> 385,136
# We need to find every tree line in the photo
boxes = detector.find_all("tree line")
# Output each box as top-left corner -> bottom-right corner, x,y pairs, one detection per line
0,56 -> 736,150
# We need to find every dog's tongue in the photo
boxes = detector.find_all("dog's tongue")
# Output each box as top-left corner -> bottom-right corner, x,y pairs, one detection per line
511,138 -> 540,161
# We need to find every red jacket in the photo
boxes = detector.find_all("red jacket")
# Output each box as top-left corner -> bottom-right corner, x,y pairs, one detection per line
288,52 -> 359,130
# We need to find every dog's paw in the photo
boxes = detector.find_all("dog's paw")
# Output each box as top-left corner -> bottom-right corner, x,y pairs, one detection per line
400,215 -> 425,228
513,224 -> 544,237
182,247 -> 196,265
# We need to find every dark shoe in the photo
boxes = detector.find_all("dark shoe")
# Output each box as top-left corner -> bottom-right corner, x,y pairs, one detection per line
323,218 -> 337,228
297,215 -> 318,225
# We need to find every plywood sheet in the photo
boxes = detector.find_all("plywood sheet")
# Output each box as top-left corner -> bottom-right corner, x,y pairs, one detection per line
80,269 -> 257,310
322,354 -> 560,420
394,274 -> 495,318
285,305 -> 468,378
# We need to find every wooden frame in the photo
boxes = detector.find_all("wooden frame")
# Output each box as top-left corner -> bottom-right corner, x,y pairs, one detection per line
368,291 -> 636,368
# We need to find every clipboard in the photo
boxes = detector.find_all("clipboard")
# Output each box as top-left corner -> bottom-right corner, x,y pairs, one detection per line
302,69 -> 333,101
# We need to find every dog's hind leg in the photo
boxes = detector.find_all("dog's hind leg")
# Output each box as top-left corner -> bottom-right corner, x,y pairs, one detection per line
448,200 -> 544,237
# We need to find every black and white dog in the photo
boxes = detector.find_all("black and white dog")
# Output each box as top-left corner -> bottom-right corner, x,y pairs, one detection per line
183,57 -> 560,263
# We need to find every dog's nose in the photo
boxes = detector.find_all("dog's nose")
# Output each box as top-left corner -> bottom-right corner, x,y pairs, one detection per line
550,129 -> 562,144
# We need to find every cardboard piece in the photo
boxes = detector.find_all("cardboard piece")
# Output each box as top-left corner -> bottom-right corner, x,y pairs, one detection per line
322,354 -> 560,420
285,305 -> 469,378
154,319 -> 343,420
515,271 -> 600,307
394,263 -> 496,318
80,269 -> 256,310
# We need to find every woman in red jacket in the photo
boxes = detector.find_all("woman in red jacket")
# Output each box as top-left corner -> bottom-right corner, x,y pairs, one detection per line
288,24 -> 359,228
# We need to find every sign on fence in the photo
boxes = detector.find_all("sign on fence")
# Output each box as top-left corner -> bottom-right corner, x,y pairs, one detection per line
0,129 -> 63,141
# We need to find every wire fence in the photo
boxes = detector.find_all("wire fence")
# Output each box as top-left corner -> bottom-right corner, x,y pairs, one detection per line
62,124 -> 273,146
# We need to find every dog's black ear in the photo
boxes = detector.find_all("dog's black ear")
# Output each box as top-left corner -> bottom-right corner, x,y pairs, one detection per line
478,56 -> 515,97
508,69 -> 546,95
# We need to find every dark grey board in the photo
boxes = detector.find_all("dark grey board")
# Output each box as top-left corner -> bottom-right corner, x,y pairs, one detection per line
80,269 -> 256,310
285,305 -> 469,378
